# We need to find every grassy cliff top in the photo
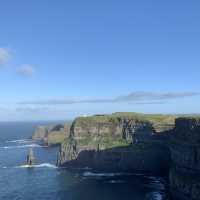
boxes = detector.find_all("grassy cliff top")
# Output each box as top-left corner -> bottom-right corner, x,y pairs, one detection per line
74,112 -> 200,128
75,115 -> 121,125
75,112 -> 176,126
113,112 -> 176,124
175,116 -> 200,121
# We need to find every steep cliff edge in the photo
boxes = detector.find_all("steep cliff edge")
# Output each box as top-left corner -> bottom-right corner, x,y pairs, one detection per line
57,113 -> 172,174
169,118 -> 200,200
32,123 -> 71,146
56,113 -> 200,199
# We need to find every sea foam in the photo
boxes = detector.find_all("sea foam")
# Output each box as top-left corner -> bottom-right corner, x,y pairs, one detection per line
0,144 -> 46,149
16,163 -> 57,169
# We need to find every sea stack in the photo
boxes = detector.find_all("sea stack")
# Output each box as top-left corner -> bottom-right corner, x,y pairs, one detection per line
27,148 -> 34,165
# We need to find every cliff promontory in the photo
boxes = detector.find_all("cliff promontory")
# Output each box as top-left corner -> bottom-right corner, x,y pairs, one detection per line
56,113 -> 200,199
57,113 -> 173,174
32,123 -> 71,146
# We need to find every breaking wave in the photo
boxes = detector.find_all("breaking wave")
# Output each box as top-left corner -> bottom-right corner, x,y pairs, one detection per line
6,139 -> 33,144
0,144 -> 46,149
16,163 -> 57,169
82,172 -> 137,177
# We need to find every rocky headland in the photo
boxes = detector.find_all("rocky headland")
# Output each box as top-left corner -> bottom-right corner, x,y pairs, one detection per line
54,112 -> 200,200
32,112 -> 200,200
57,112 -> 175,174
32,123 -> 71,146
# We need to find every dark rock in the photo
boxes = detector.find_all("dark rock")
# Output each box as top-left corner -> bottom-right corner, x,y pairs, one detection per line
169,117 -> 200,200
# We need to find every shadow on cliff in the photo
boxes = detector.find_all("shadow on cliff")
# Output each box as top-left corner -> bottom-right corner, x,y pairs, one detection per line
61,142 -> 171,176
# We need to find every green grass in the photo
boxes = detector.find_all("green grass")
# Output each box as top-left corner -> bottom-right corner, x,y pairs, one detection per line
75,115 -> 120,125
176,116 -> 200,120
75,112 -> 176,128
113,112 -> 176,124
75,135 -> 132,149
47,131 -> 67,145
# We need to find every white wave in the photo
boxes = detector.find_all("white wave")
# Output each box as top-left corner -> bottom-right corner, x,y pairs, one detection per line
83,172 -> 124,177
0,166 -> 7,169
83,171 -> 143,177
16,163 -> 57,169
108,180 -> 125,183
0,144 -> 46,149
6,139 -> 33,143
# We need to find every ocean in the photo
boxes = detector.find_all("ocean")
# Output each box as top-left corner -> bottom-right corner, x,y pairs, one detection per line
0,122 -> 169,200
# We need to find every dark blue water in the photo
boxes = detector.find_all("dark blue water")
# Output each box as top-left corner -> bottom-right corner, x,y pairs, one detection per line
0,122 -> 169,200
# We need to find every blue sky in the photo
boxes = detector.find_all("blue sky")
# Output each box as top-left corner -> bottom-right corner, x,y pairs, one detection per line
0,0 -> 200,121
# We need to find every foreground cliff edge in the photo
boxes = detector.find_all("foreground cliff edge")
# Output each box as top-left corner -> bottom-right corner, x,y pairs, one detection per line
169,118 -> 200,200
55,113 -> 200,200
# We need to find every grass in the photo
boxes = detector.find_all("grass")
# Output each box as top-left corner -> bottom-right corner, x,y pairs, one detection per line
75,112 -> 176,128
75,134 -> 132,149
47,131 -> 67,145
113,112 -> 176,124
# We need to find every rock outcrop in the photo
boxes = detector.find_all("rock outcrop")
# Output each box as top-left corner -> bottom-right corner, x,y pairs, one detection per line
32,126 -> 50,140
57,113 -> 172,174
169,118 -> 200,200
32,123 -> 71,146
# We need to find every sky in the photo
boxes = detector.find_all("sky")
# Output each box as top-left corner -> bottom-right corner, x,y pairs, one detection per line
0,0 -> 200,121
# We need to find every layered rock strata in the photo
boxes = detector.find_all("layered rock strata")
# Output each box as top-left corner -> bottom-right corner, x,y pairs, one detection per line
57,114 -> 171,174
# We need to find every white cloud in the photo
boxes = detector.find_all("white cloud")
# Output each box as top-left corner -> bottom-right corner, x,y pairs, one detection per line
17,64 -> 35,76
0,48 -> 10,66
18,91 -> 200,105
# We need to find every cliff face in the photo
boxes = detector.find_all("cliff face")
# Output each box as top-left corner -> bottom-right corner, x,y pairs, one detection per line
169,118 -> 200,200
56,113 -> 200,199
32,126 -> 50,140
32,123 -> 71,146
57,114 -> 171,174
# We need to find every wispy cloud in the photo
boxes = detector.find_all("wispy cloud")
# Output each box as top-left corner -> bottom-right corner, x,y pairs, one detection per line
114,91 -> 199,101
15,106 -> 74,115
16,107 -> 50,113
17,64 -> 35,76
18,91 -> 200,105
0,48 -> 10,66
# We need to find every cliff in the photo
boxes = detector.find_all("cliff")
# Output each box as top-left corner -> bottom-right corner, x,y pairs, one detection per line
32,126 -> 50,140
169,117 -> 200,200
57,113 -> 173,174
32,123 -> 71,146
56,113 -> 200,199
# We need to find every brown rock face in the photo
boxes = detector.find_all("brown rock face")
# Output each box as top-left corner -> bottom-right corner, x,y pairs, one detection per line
169,118 -> 200,200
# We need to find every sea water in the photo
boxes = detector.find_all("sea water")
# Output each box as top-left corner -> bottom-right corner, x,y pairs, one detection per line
0,122 -> 169,200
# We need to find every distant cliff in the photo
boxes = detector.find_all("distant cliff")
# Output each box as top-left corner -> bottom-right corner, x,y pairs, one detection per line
32,123 -> 71,146
57,113 -> 173,174
169,118 -> 200,200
